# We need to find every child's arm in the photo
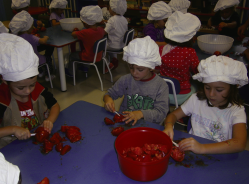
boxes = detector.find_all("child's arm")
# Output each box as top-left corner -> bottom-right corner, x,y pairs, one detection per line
71,31 -> 78,38
51,19 -> 60,26
36,20 -> 43,28
207,17 -> 212,27
103,94 -> 116,112
238,18 -> 249,36
38,36 -> 49,44
41,102 -> 60,134
179,123 -> 247,154
0,126 -> 31,140
163,107 -> 187,140
219,21 -> 237,29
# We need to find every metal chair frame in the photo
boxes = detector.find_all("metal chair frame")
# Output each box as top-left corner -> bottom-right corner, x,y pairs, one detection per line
38,63 -> 53,88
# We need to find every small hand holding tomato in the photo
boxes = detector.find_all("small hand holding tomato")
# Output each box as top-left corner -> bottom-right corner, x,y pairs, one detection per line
178,137 -> 204,154
122,111 -> 143,126
14,127 -> 31,140
73,28 -> 79,32
41,119 -> 53,134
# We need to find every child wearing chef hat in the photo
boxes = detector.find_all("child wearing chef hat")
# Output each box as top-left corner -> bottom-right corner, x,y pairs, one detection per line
65,5 -> 105,76
104,0 -> 128,73
11,0 -> 43,29
0,21 -> 9,33
207,0 -> 240,38
168,0 -> 191,13
143,1 -> 172,47
104,36 -> 169,125
156,11 -> 200,105
9,10 -> 55,82
49,0 -> 68,26
0,152 -> 21,184
163,55 -> 248,154
0,33 -> 60,149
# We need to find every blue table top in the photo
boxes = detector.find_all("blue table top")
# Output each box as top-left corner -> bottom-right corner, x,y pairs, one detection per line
39,25 -> 78,48
1,101 -> 249,184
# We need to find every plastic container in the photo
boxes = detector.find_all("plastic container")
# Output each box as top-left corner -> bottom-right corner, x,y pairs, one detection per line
197,34 -> 234,54
115,127 -> 172,182
59,18 -> 84,32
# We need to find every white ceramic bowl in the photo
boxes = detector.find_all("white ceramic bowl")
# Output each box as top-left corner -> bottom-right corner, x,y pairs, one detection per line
197,34 -> 234,54
59,18 -> 84,32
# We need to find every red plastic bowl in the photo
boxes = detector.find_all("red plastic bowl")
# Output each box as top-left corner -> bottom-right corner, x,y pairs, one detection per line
115,127 -> 172,181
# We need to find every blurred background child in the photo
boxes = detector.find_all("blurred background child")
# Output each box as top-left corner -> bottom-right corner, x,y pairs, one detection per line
207,0 -> 240,38
104,0 -> 128,73
49,0 -> 68,26
0,21 -> 9,33
66,5 -> 105,76
104,36 -> 169,125
168,0 -> 191,13
9,11 -> 55,82
0,34 -> 60,148
11,0 -> 43,28
102,0 -> 111,22
163,55 -> 248,154
143,1 -> 172,47
156,11 -> 201,105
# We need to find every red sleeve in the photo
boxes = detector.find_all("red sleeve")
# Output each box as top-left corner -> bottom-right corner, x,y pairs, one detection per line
189,48 -> 199,74
75,29 -> 87,43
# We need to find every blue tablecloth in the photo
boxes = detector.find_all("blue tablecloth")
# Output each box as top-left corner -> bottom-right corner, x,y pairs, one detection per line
1,101 -> 249,184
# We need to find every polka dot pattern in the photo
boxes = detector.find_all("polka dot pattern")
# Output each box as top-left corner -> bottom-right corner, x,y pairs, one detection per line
158,46 -> 199,93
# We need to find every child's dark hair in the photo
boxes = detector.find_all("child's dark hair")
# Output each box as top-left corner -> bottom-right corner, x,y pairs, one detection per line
196,83 -> 244,109
6,76 -> 36,85
165,37 -> 193,48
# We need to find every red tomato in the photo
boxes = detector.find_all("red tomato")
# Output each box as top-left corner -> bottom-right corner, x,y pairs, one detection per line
55,142 -> 63,152
60,145 -> 71,155
171,146 -> 185,162
73,28 -> 79,31
113,114 -> 125,123
111,127 -> 124,136
218,27 -> 222,32
40,27 -> 46,32
43,140 -> 54,154
61,126 -> 69,132
143,154 -> 151,162
37,177 -> 49,184
50,132 -> 62,144
66,126 -> 82,143
133,147 -> 143,155
34,34 -> 40,38
35,127 -> 49,143
104,117 -> 115,125
213,51 -> 221,56
31,28 -> 38,34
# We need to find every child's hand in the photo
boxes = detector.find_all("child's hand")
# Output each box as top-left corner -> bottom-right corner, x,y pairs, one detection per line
37,20 -> 43,27
178,137 -> 204,154
13,127 -> 31,140
122,111 -> 143,126
104,97 -> 116,113
43,36 -> 49,39
219,22 -> 227,28
163,123 -> 174,140
41,120 -> 53,134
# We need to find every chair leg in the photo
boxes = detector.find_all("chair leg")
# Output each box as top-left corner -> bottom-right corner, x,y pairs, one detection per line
93,64 -> 103,91
73,61 -> 76,86
103,57 -> 113,83
103,56 -> 106,74
52,53 -> 56,70
45,63 -> 53,88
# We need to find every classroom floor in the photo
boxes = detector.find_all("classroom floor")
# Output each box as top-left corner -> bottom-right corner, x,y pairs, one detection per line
38,46 -> 249,151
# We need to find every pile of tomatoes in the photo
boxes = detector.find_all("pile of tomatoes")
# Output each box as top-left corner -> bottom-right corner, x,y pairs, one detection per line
104,114 -> 125,136
122,143 -> 168,162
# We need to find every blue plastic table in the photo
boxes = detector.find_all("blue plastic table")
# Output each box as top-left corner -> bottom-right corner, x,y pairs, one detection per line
40,25 -> 78,91
1,101 -> 249,183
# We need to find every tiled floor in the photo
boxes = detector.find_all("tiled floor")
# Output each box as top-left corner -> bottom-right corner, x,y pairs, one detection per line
38,46 -> 249,151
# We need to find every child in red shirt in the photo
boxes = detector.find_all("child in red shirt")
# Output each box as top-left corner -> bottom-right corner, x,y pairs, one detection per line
156,11 -> 201,105
66,5 -> 105,76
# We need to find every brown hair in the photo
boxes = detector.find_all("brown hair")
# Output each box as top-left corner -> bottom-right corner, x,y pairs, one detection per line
6,76 -> 36,85
196,83 -> 244,109
165,37 -> 194,48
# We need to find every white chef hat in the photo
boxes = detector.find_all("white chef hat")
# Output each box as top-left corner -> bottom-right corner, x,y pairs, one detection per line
49,0 -> 68,9
214,0 -> 239,12
11,0 -> 30,9
192,55 -> 248,88
164,11 -> 201,43
123,36 -> 161,69
80,6 -> 103,25
0,21 -> 9,33
0,152 -> 20,184
0,33 -> 39,82
168,0 -> 191,13
110,0 -> 127,16
9,10 -> 33,35
147,1 -> 172,20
